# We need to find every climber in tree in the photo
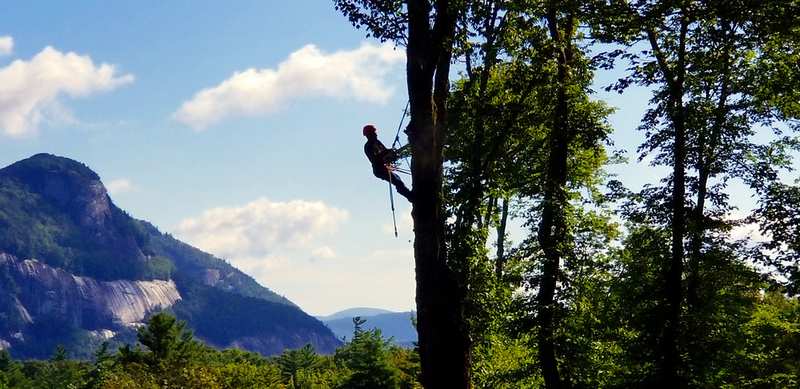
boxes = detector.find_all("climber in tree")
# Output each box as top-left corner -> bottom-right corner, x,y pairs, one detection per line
362,124 -> 413,202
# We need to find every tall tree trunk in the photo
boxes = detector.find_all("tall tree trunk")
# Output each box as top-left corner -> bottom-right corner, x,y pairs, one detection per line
535,9 -> 575,389
687,20 -> 732,311
646,10 -> 689,386
664,84 -> 687,389
406,1 -> 469,388
454,0 -> 501,231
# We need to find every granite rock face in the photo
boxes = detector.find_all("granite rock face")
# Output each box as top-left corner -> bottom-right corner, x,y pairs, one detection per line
1,254 -> 180,329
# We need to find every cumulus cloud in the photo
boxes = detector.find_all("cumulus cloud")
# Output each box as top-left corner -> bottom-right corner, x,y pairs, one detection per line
0,45 -> 134,137
175,198 -> 349,260
173,198 -> 419,315
106,178 -> 135,195
0,36 -> 12,56
173,42 -> 404,130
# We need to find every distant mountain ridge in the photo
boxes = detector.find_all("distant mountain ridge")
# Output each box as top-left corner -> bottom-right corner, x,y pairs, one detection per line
316,307 -> 394,321
0,153 -> 339,358
321,308 -> 417,346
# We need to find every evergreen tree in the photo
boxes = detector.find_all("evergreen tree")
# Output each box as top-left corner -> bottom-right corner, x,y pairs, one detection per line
276,344 -> 320,388
335,317 -> 401,389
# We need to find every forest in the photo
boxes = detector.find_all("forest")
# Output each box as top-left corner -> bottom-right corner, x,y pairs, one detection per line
2,0 -> 799,388
331,0 -> 800,387
0,312 -> 420,389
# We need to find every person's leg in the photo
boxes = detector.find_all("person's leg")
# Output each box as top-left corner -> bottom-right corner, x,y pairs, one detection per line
391,173 -> 414,202
373,167 -> 413,202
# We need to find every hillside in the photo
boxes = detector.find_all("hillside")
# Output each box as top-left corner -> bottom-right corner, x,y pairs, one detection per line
0,153 -> 340,358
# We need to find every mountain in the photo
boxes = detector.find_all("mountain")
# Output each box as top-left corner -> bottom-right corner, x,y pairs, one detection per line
316,307 -> 394,321
322,308 -> 417,346
0,153 -> 340,358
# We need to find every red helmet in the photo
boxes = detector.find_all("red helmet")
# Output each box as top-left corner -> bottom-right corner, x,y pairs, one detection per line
362,124 -> 377,137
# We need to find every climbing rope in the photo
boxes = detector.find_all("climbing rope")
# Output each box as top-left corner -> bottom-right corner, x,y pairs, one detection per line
391,101 -> 412,173
392,100 -> 410,149
391,165 -> 410,175
381,101 -> 409,238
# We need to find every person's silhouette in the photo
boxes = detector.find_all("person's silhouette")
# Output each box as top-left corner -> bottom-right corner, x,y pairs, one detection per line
362,124 -> 413,202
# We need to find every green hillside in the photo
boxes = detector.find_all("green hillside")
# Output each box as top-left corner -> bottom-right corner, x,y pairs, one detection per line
0,154 -> 338,358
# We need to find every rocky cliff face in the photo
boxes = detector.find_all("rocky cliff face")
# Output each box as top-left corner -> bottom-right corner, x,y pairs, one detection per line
1,253 -> 180,329
0,154 -> 339,358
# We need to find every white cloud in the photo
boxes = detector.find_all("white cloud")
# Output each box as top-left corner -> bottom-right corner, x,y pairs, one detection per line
0,36 -> 12,56
106,178 -> 135,195
311,246 -> 337,260
173,42 -> 404,130
726,210 -> 769,243
0,46 -> 134,137
175,197 -> 349,260
730,222 -> 769,242
172,198 -> 420,315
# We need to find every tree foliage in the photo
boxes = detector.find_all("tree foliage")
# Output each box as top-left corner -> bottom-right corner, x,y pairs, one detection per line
0,313 -> 422,389
3,1 -> 800,388
332,0 -> 800,388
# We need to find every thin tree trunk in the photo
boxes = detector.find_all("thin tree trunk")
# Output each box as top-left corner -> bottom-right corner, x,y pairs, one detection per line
406,1 -> 469,388
495,197 -> 509,280
535,9 -> 575,389
444,5 -> 503,385
646,10 -> 689,386
481,195 -> 496,231
687,20 -> 732,311
455,0 -> 501,232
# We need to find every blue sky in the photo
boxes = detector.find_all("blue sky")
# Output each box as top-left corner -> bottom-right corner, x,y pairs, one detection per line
0,2 -> 763,315
0,1 -> 419,315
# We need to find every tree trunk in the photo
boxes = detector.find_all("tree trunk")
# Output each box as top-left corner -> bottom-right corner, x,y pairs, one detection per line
495,197 -> 509,280
646,11 -> 689,386
406,1 -> 469,388
687,20 -> 732,310
535,9 -> 574,389
664,93 -> 686,389
454,0 -> 501,232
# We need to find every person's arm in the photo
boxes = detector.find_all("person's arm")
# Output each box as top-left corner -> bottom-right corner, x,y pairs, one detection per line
375,140 -> 399,164
394,144 -> 410,159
